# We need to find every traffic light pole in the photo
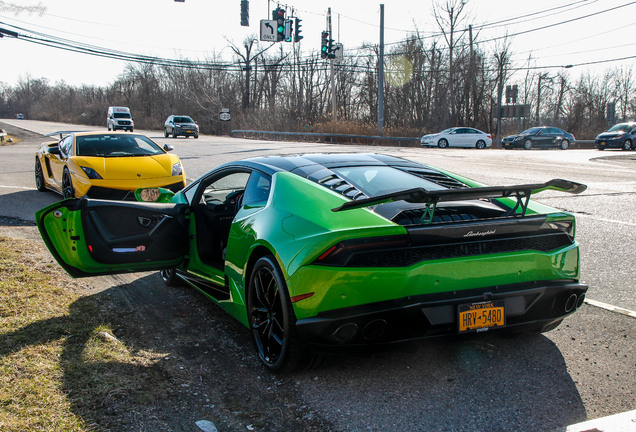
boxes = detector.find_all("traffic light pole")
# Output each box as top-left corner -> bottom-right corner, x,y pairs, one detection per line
328,8 -> 336,123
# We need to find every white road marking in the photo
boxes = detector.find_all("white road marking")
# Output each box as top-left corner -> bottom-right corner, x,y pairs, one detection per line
567,409 -> 636,432
575,213 -> 636,227
585,299 -> 636,318
0,185 -> 36,190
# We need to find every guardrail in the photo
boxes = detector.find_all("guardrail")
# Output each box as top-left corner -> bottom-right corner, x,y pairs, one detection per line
231,130 -> 420,147
231,129 -> 597,149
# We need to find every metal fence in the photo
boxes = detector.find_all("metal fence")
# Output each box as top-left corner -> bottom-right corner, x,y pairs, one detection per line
231,130 -> 420,147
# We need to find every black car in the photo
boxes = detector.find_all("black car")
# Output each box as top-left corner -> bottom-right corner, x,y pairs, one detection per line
595,122 -> 636,151
164,115 -> 199,139
502,126 -> 575,150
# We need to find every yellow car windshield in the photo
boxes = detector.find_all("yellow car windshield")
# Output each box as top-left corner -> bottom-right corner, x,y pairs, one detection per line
76,134 -> 164,157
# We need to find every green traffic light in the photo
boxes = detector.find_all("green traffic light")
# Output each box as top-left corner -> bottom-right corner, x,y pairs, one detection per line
278,26 -> 284,33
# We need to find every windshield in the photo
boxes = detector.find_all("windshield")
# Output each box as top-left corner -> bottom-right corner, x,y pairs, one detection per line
331,166 -> 445,197
76,134 -> 164,157
113,113 -> 131,119
607,123 -> 634,133
174,116 -> 194,123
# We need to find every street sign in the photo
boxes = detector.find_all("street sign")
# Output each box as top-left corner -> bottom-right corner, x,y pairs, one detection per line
260,20 -> 277,42
493,104 -> 530,118
220,109 -> 231,122
332,43 -> 344,59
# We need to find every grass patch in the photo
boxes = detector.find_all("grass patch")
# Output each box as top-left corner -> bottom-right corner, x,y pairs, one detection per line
0,135 -> 19,146
0,236 -> 160,431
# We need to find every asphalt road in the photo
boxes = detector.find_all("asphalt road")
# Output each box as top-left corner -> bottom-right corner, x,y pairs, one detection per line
0,119 -> 634,431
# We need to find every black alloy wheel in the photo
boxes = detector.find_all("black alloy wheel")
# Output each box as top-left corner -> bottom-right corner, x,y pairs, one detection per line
438,138 -> 448,148
35,159 -> 46,191
623,140 -> 632,151
247,255 -> 300,372
62,169 -> 74,199
160,268 -> 181,286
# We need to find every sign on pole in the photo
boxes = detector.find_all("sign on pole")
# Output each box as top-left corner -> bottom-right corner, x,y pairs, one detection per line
260,20 -> 277,42
332,43 -> 344,59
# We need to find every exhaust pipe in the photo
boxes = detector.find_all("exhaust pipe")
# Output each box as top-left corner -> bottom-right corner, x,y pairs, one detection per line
565,293 -> 578,313
576,293 -> 585,308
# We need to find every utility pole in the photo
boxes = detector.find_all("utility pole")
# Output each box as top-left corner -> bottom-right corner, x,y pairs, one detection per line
328,8 -> 336,123
377,4 -> 385,135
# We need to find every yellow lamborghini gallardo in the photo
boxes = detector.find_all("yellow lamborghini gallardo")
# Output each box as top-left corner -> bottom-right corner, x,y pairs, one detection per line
35,131 -> 186,199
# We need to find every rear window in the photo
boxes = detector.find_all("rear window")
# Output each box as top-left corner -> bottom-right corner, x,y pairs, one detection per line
330,166 -> 445,197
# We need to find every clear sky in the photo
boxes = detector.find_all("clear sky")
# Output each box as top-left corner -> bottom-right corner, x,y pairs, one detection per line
0,0 -> 634,87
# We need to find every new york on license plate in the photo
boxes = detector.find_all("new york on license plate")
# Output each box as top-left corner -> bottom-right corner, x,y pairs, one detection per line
458,301 -> 505,332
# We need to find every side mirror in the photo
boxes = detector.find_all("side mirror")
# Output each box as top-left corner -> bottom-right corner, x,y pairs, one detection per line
49,146 -> 61,155
134,187 -> 175,203
163,144 -> 174,152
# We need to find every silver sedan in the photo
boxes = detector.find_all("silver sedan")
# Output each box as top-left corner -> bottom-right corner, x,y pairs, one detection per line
421,127 -> 492,149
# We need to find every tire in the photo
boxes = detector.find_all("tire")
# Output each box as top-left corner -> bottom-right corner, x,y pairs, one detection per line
523,140 -> 533,150
247,255 -> 307,372
437,138 -> 448,149
160,268 -> 182,287
164,128 -> 169,138
194,134 -> 199,139
107,125 -> 111,131
130,128 -> 134,132
559,140 -> 569,150
62,169 -> 74,199
597,147 -> 605,151
173,130 -> 178,138
475,140 -> 486,149
35,158 -> 46,191
622,140 -> 632,151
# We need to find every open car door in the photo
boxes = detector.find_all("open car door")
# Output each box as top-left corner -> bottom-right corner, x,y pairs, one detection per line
37,199 -> 188,278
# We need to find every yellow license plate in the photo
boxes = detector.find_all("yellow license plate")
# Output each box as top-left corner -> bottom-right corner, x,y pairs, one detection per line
458,301 -> 505,332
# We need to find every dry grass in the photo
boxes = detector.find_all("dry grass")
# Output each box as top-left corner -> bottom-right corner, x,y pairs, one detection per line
0,236 -> 159,431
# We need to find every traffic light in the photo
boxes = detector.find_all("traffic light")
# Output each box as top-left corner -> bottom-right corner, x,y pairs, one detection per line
284,19 -> 293,42
273,7 -> 286,42
327,36 -> 335,58
320,31 -> 329,58
294,17 -> 303,42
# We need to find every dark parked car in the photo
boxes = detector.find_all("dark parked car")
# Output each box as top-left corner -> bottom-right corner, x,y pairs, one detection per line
502,127 -> 575,150
595,122 -> 636,151
164,115 -> 199,139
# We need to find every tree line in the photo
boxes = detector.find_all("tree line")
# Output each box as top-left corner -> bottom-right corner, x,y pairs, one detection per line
0,1 -> 632,141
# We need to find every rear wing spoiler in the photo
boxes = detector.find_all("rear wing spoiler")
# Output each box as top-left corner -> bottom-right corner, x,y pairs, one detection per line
331,178 -> 586,219
44,131 -> 84,139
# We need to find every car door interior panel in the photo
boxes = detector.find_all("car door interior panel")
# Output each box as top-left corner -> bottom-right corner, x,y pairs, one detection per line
81,199 -> 188,264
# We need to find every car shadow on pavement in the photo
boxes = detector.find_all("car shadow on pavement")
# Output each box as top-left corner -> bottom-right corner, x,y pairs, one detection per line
291,330 -> 587,431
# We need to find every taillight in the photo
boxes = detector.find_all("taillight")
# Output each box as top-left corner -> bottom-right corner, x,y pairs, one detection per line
314,235 -> 409,266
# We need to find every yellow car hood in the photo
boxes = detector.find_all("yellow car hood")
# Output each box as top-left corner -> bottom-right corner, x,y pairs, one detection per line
76,154 -> 178,179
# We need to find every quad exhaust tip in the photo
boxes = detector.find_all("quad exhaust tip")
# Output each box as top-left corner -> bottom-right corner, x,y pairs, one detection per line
565,293 -> 585,313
